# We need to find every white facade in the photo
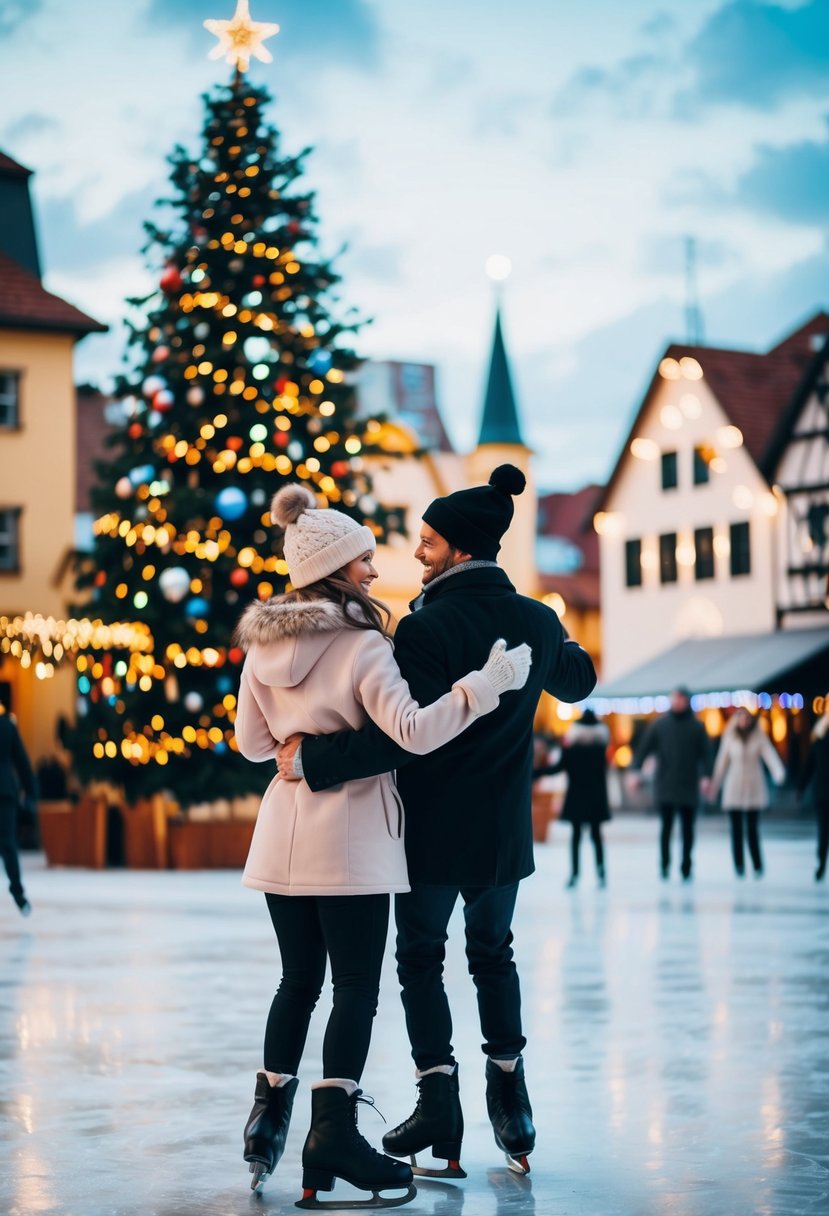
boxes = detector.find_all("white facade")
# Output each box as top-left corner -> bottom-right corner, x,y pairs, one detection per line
598,359 -> 779,682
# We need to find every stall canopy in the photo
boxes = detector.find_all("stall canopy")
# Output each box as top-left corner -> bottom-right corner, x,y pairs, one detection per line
594,627 -> 829,698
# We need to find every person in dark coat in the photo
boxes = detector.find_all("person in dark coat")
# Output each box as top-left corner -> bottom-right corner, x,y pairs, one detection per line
628,686 -> 711,881
799,707 -> 829,881
276,465 -> 597,1175
0,711 -> 36,916
535,709 -> 611,888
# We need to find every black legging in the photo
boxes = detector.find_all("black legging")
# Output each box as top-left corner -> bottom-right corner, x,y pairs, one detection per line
660,804 -> 695,877
263,892 -> 389,1081
570,823 -> 604,876
729,810 -> 763,873
816,804 -> 829,878
0,799 -> 24,905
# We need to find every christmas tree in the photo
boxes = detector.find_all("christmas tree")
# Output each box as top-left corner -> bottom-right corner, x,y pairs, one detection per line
70,10 -> 388,808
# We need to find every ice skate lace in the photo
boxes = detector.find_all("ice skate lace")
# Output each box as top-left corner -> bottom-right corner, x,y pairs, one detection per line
348,1091 -> 391,1161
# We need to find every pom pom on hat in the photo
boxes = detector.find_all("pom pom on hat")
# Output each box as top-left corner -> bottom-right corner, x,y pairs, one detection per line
271,484 -> 316,528
489,464 -> 526,496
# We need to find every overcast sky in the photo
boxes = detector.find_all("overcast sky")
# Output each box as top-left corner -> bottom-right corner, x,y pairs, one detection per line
2,0 -> 827,490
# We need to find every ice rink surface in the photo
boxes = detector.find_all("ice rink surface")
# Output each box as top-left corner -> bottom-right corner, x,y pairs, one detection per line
1,813 -> 827,1216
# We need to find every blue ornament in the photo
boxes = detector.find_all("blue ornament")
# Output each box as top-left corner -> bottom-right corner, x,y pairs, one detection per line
215,486 -> 248,520
185,596 -> 209,619
217,676 -> 233,693
214,741 -> 228,754
129,463 -> 156,487
309,349 -> 332,373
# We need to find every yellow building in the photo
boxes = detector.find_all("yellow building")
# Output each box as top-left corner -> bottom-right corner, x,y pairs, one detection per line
0,150 -> 105,762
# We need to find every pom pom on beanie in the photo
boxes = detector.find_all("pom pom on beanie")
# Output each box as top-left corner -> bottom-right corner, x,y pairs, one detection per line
489,464 -> 526,496
271,484 -> 317,528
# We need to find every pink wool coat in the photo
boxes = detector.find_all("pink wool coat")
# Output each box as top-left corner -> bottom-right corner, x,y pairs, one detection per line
234,598 -> 498,896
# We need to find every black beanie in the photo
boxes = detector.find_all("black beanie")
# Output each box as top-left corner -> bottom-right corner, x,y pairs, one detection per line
422,464 -> 526,559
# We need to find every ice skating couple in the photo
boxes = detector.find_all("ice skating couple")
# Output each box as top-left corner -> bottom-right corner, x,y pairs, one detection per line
234,465 -> 597,1209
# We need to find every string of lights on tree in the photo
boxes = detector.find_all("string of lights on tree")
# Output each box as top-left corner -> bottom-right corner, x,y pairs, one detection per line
64,2 -> 395,805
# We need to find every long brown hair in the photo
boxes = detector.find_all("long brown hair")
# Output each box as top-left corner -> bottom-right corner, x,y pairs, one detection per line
282,570 -> 393,638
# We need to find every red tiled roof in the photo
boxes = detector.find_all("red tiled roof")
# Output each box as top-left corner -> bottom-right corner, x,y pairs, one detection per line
538,484 -> 602,569
0,152 -> 31,178
593,310 -> 829,513
537,568 -> 600,612
0,251 -> 107,335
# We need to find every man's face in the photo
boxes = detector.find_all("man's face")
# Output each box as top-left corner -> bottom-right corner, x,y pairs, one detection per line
670,690 -> 689,713
414,522 -> 466,585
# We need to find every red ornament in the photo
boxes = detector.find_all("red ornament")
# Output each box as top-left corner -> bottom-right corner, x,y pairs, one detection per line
159,264 -> 182,294
94,570 -> 106,587
228,647 -> 244,665
330,461 -> 349,478
226,435 -> 244,451
275,377 -> 288,394
287,221 -> 301,235
230,568 -> 249,587
252,274 -> 266,287
153,389 -> 174,412
128,423 -> 143,439
274,431 -> 289,448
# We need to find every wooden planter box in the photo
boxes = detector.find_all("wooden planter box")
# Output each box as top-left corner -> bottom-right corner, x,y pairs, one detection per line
168,818 -> 255,870
121,795 -> 170,869
531,791 -> 558,844
39,795 -> 107,868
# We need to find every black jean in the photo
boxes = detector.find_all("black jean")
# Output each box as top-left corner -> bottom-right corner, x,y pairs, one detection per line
263,892 -> 389,1082
571,823 -> 604,876
729,810 -> 763,873
395,882 -> 525,1072
659,804 -> 695,877
0,799 -> 24,904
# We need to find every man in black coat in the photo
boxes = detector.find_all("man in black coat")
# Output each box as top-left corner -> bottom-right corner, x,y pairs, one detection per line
0,711 -> 36,916
277,465 -> 596,1174
629,686 -> 711,881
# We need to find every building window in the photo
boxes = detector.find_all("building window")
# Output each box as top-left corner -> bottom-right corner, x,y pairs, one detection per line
0,509 -> 21,572
661,451 -> 678,491
730,521 -> 751,576
693,446 -> 710,485
0,371 -> 20,429
659,532 -> 677,584
694,527 -> 715,580
625,538 -> 642,587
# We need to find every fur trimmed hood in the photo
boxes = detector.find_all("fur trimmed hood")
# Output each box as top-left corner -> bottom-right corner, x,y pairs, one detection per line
235,597 -> 356,689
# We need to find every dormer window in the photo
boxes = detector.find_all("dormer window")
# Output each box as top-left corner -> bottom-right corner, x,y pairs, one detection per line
661,451 -> 678,491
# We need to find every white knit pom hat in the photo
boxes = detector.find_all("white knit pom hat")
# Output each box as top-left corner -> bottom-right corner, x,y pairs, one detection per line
270,484 -> 376,589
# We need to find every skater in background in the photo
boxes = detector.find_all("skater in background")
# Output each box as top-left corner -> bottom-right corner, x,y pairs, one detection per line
708,707 -> 785,878
799,705 -> 829,882
277,466 -> 596,1178
0,708 -> 36,917
234,484 -> 530,1207
627,686 -> 711,882
534,708 -> 611,889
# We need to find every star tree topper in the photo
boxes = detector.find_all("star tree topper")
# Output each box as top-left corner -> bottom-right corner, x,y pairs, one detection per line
204,0 -> 279,72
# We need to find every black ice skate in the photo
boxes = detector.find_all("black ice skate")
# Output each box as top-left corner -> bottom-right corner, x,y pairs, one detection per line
243,1071 -> 299,1192
485,1056 -> 535,1175
382,1067 -> 467,1180
296,1085 -> 416,1210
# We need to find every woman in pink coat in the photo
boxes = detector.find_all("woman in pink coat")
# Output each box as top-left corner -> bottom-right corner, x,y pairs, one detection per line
233,484 -> 530,1207
710,708 -> 785,877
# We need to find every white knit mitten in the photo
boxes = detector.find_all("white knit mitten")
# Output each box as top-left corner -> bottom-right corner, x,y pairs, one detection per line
479,639 -> 532,695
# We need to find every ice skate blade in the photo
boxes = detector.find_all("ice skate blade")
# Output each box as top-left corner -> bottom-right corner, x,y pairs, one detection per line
410,1154 -> 467,1179
506,1153 -> 531,1175
248,1160 -> 271,1192
295,1182 -> 417,1209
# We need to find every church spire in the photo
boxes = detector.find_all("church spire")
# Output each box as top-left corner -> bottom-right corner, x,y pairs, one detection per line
478,306 -> 525,447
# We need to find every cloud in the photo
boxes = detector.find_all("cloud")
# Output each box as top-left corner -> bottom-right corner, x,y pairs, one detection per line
349,242 -> 404,284
38,183 -> 165,276
3,112 -> 58,142
551,54 -> 666,120
0,0 -> 42,36
146,0 -> 382,70
681,0 -> 829,112
735,127 -> 829,225
640,234 -> 742,276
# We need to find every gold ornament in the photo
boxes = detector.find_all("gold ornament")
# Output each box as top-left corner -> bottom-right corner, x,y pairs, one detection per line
204,0 -> 279,72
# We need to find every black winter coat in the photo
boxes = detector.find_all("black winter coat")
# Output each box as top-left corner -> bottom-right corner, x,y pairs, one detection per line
537,721 -> 611,826
301,565 -> 597,886
0,714 -> 36,806
800,725 -> 829,805
632,709 -> 711,808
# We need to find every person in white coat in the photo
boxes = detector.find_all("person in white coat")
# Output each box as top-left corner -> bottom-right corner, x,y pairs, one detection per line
709,708 -> 785,877
233,483 -> 531,1207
